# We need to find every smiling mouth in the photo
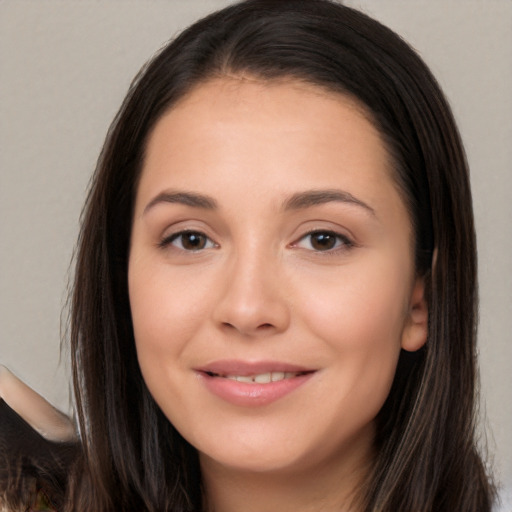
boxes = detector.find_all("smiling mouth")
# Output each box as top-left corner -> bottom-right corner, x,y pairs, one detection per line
203,370 -> 313,384
197,364 -> 316,406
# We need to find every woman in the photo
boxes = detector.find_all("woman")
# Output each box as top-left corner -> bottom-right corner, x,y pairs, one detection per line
0,0 -> 496,510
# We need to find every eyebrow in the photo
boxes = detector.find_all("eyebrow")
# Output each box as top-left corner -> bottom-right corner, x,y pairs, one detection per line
143,191 -> 218,214
143,188 -> 375,217
283,189 -> 376,216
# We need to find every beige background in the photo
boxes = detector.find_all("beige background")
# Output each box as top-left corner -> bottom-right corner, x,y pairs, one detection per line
1,1 -> 511,509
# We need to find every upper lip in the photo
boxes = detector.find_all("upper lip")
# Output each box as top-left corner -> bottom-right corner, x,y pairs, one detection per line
195,359 -> 316,376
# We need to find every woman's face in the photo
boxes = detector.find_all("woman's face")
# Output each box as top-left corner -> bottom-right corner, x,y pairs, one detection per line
128,78 -> 427,478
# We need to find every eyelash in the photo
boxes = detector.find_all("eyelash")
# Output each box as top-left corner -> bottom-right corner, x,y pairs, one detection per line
159,229 -> 354,254
159,230 -> 217,251
292,230 -> 354,254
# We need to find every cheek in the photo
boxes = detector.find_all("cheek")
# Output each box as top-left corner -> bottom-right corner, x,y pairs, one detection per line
294,256 -> 410,394
130,254 -> 212,330
128,260 -> 209,383
299,256 -> 408,337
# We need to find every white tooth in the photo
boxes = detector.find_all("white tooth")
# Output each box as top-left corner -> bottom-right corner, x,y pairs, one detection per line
227,375 -> 238,381
271,371 -> 285,382
284,372 -> 296,379
236,375 -> 253,383
254,372 -> 272,383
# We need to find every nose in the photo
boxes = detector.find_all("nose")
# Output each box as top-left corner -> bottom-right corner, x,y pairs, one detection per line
212,250 -> 290,337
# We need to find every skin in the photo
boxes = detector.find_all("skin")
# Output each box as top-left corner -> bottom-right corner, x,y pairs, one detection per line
128,77 -> 428,512
0,365 -> 76,442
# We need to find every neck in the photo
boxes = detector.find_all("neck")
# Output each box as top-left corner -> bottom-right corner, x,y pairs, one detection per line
200,430 -> 374,512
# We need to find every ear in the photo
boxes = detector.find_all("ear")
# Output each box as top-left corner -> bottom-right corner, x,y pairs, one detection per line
401,276 -> 428,352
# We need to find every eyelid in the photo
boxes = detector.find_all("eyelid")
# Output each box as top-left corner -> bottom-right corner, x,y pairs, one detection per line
158,229 -> 218,251
291,229 -> 355,253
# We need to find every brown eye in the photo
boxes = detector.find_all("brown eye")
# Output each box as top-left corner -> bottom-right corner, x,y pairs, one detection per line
295,230 -> 352,252
311,232 -> 336,250
165,231 -> 215,251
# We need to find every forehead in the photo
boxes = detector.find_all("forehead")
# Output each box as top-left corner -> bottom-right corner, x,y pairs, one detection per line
153,76 -> 381,151
144,76 -> 385,156
137,77 -> 406,224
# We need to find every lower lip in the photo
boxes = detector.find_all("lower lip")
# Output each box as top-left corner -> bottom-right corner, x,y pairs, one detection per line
197,372 -> 315,407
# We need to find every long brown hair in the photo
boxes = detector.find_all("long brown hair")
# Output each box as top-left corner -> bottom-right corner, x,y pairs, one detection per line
65,1 -> 495,510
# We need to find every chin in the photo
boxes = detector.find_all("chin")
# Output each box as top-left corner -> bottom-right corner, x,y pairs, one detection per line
191,414 -> 377,479
199,443 -> 310,474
